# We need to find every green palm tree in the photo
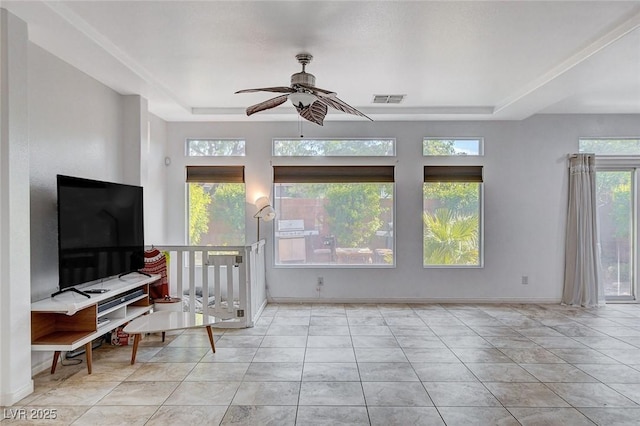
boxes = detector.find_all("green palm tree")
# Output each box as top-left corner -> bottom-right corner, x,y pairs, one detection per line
423,208 -> 479,265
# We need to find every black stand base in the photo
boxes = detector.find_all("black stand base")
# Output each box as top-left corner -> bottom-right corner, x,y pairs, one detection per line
51,287 -> 91,299
118,270 -> 151,279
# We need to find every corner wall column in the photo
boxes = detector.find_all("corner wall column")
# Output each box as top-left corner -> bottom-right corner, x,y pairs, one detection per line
121,94 -> 148,186
0,8 -> 34,405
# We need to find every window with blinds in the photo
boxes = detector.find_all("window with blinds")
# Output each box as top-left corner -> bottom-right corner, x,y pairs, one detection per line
423,165 -> 483,267
186,166 -> 246,246
272,165 -> 395,267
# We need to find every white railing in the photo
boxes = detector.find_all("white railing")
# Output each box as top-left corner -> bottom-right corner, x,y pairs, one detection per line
150,240 -> 267,328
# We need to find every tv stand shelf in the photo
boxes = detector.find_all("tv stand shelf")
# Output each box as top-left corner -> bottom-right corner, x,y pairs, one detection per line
31,273 -> 160,374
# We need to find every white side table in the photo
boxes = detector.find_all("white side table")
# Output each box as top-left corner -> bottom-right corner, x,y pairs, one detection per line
123,311 -> 217,364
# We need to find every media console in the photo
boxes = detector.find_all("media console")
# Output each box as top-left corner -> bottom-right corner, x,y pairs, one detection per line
31,273 -> 160,375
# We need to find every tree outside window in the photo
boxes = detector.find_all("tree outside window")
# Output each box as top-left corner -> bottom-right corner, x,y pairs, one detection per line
423,138 -> 483,156
189,182 -> 245,246
186,165 -> 245,248
595,171 -> 632,296
273,139 -> 395,156
423,167 -> 482,267
186,139 -> 245,156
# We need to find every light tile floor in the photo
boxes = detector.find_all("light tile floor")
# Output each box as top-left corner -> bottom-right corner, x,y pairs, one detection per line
4,303 -> 640,425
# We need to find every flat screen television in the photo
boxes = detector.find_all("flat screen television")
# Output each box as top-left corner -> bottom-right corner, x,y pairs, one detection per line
56,175 -> 145,296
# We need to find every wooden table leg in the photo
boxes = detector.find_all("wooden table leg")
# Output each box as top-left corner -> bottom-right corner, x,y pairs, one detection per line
85,342 -> 93,374
50,351 -> 61,374
130,334 -> 141,365
206,326 -> 216,353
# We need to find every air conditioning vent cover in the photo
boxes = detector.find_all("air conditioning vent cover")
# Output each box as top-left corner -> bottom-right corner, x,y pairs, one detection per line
373,94 -> 405,104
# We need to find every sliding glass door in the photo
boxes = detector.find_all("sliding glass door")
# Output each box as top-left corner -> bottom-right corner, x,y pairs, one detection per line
580,138 -> 640,302
596,169 -> 635,300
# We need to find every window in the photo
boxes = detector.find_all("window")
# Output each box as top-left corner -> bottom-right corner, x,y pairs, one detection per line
186,166 -> 245,246
423,166 -> 483,267
273,138 -> 395,156
579,138 -> 640,156
186,139 -> 246,156
596,170 -> 633,298
273,166 -> 394,266
579,138 -> 640,301
423,138 -> 483,156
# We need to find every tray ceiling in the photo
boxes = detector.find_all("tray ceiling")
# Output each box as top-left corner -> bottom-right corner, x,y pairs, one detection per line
4,1 -> 640,122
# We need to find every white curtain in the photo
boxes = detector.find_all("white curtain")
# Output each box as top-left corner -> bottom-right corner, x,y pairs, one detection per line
562,154 -> 605,307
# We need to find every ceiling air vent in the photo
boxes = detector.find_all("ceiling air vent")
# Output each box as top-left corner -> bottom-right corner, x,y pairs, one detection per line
372,94 -> 405,104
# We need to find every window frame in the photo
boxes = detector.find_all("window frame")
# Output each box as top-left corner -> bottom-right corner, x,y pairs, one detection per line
185,165 -> 247,247
580,137 -> 640,302
272,138 -> 396,157
578,137 -> 640,157
272,165 -> 396,269
185,138 -> 246,157
423,137 -> 484,157
422,165 -> 484,268
592,166 -> 637,302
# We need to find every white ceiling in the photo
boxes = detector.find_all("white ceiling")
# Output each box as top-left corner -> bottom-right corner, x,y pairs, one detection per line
4,1 -> 640,123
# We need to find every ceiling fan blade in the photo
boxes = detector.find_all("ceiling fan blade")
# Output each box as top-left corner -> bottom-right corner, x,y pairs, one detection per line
235,86 -> 295,94
316,95 -> 373,121
246,94 -> 289,116
296,82 -> 336,96
297,100 -> 328,126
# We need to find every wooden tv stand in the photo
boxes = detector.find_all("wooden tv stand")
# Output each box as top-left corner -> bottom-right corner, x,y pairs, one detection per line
31,273 -> 160,374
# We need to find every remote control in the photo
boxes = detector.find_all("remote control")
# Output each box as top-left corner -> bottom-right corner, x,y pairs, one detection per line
85,289 -> 110,294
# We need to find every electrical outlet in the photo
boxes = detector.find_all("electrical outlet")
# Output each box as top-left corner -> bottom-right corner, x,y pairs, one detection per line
317,276 -> 324,286
237,309 -> 244,317
521,275 -> 529,285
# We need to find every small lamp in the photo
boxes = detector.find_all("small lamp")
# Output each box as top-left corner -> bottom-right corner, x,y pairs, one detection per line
254,196 -> 276,241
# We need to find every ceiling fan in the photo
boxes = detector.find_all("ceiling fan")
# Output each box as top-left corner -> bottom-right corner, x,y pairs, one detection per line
235,53 -> 372,126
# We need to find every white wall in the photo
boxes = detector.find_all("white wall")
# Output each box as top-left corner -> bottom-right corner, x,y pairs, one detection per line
29,44 -> 125,302
121,95 -> 147,186
26,44 -> 162,374
166,115 -> 640,303
144,113 -> 168,244
0,9 -> 34,406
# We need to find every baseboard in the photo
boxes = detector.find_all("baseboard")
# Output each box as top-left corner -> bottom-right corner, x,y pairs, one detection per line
252,298 -> 268,325
0,379 -> 34,406
268,297 -> 562,304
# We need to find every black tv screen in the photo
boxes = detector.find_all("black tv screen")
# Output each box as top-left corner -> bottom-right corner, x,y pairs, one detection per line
57,175 -> 145,289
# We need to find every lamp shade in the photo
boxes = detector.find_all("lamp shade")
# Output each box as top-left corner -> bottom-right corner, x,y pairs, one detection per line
259,206 -> 276,222
254,196 -> 276,221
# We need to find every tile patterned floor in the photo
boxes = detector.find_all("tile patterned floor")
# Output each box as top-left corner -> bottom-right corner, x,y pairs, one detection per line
4,303 -> 640,425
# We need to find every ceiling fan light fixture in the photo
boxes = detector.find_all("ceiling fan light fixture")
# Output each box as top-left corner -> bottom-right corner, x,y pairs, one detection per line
289,91 -> 317,108
236,52 -> 372,123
